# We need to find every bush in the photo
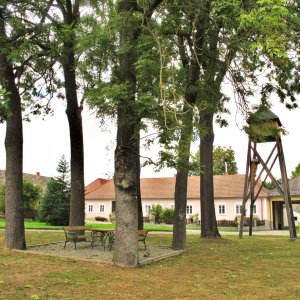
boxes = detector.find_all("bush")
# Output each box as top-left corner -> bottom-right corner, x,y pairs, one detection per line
24,208 -> 38,220
161,208 -> 174,224
234,216 -> 263,227
95,216 -> 108,222
217,219 -> 236,227
0,180 -> 42,214
149,204 -> 163,223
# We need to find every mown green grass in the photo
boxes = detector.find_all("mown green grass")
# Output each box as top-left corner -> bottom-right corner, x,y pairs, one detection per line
0,230 -> 299,299
0,219 -> 201,231
0,218 -> 237,232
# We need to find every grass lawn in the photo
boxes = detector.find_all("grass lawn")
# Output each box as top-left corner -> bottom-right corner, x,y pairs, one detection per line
0,219 -> 201,231
0,230 -> 300,299
0,219 -> 237,232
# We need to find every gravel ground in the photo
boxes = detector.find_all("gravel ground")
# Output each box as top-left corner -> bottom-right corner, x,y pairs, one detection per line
27,241 -> 182,265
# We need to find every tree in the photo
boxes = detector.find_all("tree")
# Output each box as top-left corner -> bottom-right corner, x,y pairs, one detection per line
42,0 -> 85,227
0,4 -> 25,250
190,146 -> 238,176
0,0 -> 62,250
291,163 -> 300,179
0,180 -> 42,213
155,0 -> 298,241
39,156 -> 70,226
105,0 -> 162,267
23,179 -> 43,210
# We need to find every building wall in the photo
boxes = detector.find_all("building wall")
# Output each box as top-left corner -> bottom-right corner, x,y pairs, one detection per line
85,197 -> 269,222
85,200 -> 114,219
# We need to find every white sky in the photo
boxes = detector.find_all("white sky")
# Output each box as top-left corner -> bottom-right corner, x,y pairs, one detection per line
0,94 -> 299,185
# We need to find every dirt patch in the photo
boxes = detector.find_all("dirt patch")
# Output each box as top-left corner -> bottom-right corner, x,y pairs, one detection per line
26,241 -> 184,266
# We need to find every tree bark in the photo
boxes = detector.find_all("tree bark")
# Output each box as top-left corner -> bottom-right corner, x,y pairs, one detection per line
59,3 -> 85,227
135,130 -> 143,230
113,0 -> 162,266
113,0 -> 140,267
114,123 -> 139,267
172,110 -> 193,250
172,35 -> 200,249
0,13 -> 26,250
63,49 -> 85,227
199,112 -> 220,238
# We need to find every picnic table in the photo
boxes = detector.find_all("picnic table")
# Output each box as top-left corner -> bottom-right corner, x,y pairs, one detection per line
64,227 -> 149,251
91,228 -> 115,251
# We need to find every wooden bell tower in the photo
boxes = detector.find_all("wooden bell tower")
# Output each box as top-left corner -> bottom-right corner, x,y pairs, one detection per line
239,107 -> 296,240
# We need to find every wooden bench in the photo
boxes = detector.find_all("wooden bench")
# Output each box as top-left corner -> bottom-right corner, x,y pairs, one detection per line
138,230 -> 149,250
63,226 -> 92,250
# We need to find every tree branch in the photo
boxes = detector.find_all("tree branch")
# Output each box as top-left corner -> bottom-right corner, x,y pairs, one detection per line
143,0 -> 163,25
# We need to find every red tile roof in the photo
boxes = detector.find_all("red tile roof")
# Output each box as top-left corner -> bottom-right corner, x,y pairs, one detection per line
85,178 -> 110,195
85,174 -> 269,200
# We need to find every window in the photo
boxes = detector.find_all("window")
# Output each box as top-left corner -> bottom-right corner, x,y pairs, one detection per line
218,205 -> 226,215
145,205 -> 151,214
99,205 -> 104,213
88,205 -> 93,212
252,205 -> 256,215
235,205 -> 243,215
186,205 -> 193,215
170,204 -> 174,209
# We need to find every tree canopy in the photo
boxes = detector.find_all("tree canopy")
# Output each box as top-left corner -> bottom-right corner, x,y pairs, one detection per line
190,146 -> 238,176
291,163 -> 300,179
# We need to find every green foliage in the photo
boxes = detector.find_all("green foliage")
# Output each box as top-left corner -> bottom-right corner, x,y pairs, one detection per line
23,179 -> 42,210
0,2 -> 59,119
0,180 -> 42,213
38,156 -> 70,226
0,86 -> 11,123
245,104 -> 286,142
149,205 -> 174,224
190,146 -> 238,176
263,181 -> 275,190
149,204 -> 163,224
291,163 -> 300,179
161,208 -> 174,224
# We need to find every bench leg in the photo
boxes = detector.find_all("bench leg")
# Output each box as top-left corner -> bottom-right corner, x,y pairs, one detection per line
108,235 -> 114,251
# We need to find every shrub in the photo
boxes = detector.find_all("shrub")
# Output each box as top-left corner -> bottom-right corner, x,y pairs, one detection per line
149,204 -> 163,224
0,180 -> 42,214
95,216 -> 108,222
161,208 -> 174,224
217,219 -> 236,227
234,216 -> 263,226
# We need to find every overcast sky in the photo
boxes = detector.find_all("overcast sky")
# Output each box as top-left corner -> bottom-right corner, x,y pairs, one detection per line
0,93 -> 299,185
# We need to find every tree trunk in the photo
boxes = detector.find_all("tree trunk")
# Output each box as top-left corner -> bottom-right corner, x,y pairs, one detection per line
60,6 -> 85,227
199,112 -> 220,238
172,110 -> 193,250
63,52 -> 85,227
172,37 -> 200,249
0,14 -> 26,250
114,123 -> 139,267
172,170 -> 188,249
113,0 -> 139,267
135,130 -> 143,230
